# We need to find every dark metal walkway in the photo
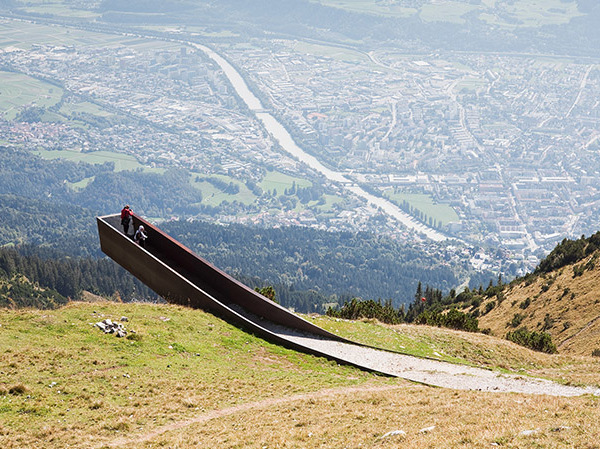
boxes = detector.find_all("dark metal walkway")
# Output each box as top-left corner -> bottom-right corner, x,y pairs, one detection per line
96,213 -> 375,372
97,214 -> 600,395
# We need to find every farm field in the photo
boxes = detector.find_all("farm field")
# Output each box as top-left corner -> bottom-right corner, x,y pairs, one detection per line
384,191 -> 459,226
0,72 -> 62,120
34,149 -> 159,173
259,170 -> 312,194
191,173 -> 257,206
314,0 -> 583,27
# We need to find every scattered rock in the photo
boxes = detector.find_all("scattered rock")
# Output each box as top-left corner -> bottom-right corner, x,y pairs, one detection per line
520,429 -> 539,436
551,426 -> 571,432
95,319 -> 127,338
381,430 -> 406,439
419,425 -> 436,434
120,316 -> 129,322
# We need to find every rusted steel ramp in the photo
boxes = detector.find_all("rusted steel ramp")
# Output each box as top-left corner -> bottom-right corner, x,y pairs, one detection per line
96,214 -> 600,395
96,213 -> 380,372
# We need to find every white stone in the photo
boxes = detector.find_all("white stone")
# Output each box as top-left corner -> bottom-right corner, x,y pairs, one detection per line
381,430 -> 406,438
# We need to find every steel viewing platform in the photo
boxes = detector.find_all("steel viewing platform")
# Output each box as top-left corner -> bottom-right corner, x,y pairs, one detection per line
96,213 -> 382,373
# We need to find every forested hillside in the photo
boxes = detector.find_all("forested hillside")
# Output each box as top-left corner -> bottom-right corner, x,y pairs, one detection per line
0,146 -> 204,220
0,245 -> 158,308
163,220 -> 462,310
0,145 -> 468,312
1,188 -> 466,311
478,232 -> 600,356
352,232 -> 600,356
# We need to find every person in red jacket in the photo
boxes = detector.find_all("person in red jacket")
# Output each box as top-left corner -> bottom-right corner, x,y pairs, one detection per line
120,205 -> 133,236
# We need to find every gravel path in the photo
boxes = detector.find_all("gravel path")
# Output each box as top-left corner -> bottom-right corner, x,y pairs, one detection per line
255,317 -> 600,397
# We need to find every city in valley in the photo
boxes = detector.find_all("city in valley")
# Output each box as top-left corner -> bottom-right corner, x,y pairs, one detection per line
1,4 -> 599,277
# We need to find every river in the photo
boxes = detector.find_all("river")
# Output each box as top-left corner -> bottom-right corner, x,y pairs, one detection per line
193,43 -> 448,242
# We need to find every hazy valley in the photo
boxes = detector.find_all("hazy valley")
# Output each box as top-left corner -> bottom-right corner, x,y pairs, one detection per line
2,1 -> 600,447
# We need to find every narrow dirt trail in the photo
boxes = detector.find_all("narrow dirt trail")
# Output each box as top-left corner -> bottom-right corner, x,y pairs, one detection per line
100,384 -> 401,448
558,315 -> 600,350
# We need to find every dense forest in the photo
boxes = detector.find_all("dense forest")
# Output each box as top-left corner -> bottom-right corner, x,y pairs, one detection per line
0,245 -> 158,309
0,190 -> 465,312
0,147 -> 204,221
162,219 -> 462,310
0,145 -> 470,312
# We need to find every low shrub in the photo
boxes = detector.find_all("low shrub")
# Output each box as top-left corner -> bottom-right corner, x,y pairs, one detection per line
416,308 -> 479,333
506,327 -> 557,354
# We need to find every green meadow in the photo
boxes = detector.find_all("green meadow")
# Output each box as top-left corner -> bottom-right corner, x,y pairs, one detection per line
0,19 -> 178,51
0,72 -> 63,120
384,191 -> 459,226
34,149 -> 159,173
313,0 -> 417,18
314,0 -> 583,27
2,302 -> 600,448
259,170 -> 312,194
18,1 -> 100,19
191,173 -> 257,206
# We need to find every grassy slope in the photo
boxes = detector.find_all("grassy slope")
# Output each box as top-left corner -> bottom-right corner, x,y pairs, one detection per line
1,302 -> 600,448
478,251 -> 600,357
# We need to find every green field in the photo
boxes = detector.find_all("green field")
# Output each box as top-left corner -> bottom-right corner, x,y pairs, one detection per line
311,193 -> 343,211
314,0 -> 583,27
2,302 -> 600,448
19,1 -> 100,19
59,101 -> 115,118
0,302 -> 380,448
34,149 -> 159,173
0,72 -> 63,120
420,1 -> 478,24
67,176 -> 95,191
259,170 -> 312,194
0,20 -> 178,51
292,41 -> 370,63
312,0 -> 417,18
385,191 -> 459,226
191,173 -> 256,206
480,0 -> 582,28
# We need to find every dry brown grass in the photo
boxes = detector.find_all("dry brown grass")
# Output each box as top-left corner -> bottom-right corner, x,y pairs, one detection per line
116,383 -> 600,449
479,255 -> 600,357
0,302 -> 383,449
2,302 -> 600,449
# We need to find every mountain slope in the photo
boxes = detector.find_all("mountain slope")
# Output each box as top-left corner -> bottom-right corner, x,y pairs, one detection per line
478,250 -> 600,357
1,302 -> 600,448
